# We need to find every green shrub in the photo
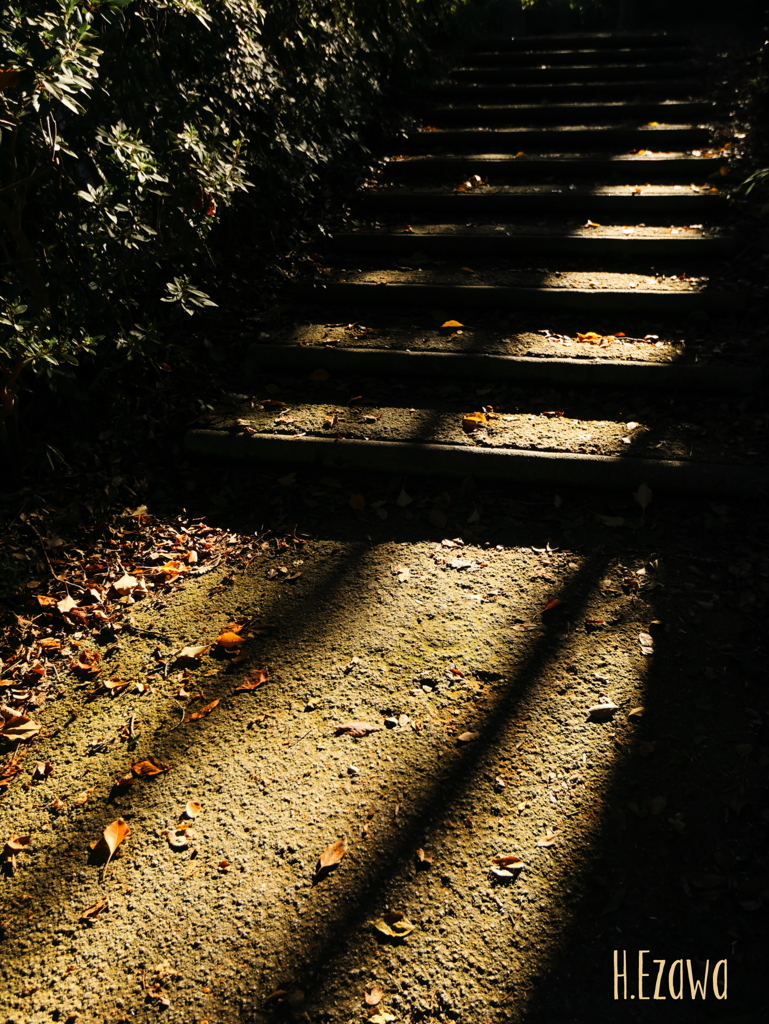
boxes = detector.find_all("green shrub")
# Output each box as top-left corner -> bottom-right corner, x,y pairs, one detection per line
0,0 -> 461,457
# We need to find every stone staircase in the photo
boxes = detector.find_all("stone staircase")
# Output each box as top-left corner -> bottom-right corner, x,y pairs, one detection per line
187,30 -> 766,497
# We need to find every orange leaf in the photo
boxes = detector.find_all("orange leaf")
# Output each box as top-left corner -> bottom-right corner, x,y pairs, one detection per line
183,698 -> 220,723
577,332 -> 602,341
216,631 -> 244,648
542,598 -> 565,613
91,818 -> 130,862
441,320 -> 463,328
130,756 -> 171,777
462,411 -> 487,431
317,837 -> 348,872
235,668 -> 269,691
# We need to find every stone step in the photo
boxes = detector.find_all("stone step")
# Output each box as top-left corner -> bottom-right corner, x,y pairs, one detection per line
247,344 -> 760,393
331,228 -> 732,260
293,280 -> 745,314
356,185 -> 725,221
398,125 -> 709,154
467,47 -> 695,67
424,100 -> 711,127
384,153 -> 725,184
431,79 -> 701,103
446,63 -> 695,84
469,31 -> 690,51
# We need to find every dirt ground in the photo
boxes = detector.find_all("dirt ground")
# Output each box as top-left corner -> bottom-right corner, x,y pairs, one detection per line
1,470 -> 768,1024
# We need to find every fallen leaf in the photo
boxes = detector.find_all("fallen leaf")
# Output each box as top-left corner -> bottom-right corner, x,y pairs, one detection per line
365,984 -> 385,1006
71,648 -> 101,677
335,721 -> 382,737
31,762 -> 53,782
80,897 -> 109,920
2,833 -> 31,872
57,595 -> 79,615
577,331 -> 603,341
216,631 -> 244,648
309,368 -> 330,381
90,818 -> 130,863
183,698 -> 220,723
0,715 -> 41,741
588,702 -> 619,721
164,827 -> 195,849
51,797 -> 66,810
317,837 -> 347,873
349,494 -> 365,511
130,756 -> 171,777
492,855 -> 524,870
396,489 -> 413,507
462,411 -> 487,431
628,707 -> 645,718
638,632 -> 654,654
536,835 -> 558,847
235,668 -> 269,691
177,645 -> 210,660
372,911 -> 416,938
111,573 -> 138,597
370,1015 -> 396,1024
542,598 -> 565,613
633,482 -> 653,510
415,848 -> 433,867
649,795 -> 667,815
442,320 -> 463,328
457,731 -> 479,743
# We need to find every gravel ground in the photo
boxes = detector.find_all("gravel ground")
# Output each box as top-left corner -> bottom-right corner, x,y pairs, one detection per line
1,474 -> 768,1024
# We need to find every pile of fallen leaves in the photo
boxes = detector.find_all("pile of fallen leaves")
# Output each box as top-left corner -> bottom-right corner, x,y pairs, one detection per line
0,508 -> 257,797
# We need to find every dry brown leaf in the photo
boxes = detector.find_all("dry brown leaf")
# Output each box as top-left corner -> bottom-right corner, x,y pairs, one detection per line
177,644 -> 210,660
216,631 -> 244,648
365,984 -> 385,1006
183,698 -> 220,723
56,595 -> 79,615
310,368 -> 330,381
462,411 -> 487,431
81,897 -> 109,920
2,833 -> 31,872
235,668 -> 269,691
536,835 -> 558,848
457,731 -> 479,743
492,855 -> 523,868
317,837 -> 348,873
31,761 -> 53,782
335,721 -> 382,737
349,494 -> 365,511
111,573 -> 138,596
51,797 -> 66,811
91,818 -> 130,863
372,911 -> 416,938
0,715 -> 41,741
415,848 -> 433,867
164,827 -> 195,849
130,756 -> 171,777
